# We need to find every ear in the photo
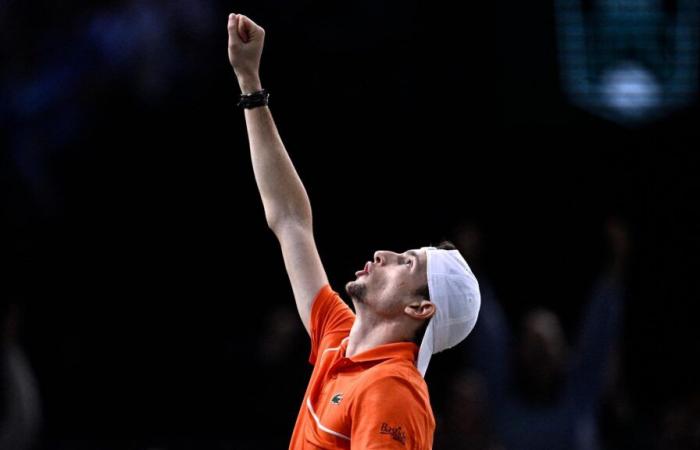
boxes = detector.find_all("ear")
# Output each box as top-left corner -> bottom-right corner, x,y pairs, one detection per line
404,300 -> 435,321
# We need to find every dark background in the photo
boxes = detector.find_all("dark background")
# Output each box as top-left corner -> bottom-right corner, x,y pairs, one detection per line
1,0 -> 699,448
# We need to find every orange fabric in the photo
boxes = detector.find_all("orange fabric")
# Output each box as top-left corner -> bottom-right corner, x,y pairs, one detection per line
288,284 -> 435,450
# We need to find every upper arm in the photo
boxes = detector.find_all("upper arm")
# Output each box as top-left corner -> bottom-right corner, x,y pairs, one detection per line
350,376 -> 434,450
273,220 -> 329,336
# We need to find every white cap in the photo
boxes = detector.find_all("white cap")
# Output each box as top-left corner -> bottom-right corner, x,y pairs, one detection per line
416,246 -> 481,377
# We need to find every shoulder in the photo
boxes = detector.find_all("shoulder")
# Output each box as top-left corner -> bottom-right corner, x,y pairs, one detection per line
353,362 -> 432,413
308,284 -> 355,364
316,285 -> 352,312
309,284 -> 355,333
369,362 -> 429,392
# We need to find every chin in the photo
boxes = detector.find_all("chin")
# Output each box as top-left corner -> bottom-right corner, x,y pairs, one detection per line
345,280 -> 367,303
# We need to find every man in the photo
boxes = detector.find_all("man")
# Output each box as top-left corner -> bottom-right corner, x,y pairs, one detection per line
227,13 -> 480,449
463,219 -> 629,450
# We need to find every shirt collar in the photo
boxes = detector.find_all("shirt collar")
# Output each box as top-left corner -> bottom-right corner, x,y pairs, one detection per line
340,338 -> 419,365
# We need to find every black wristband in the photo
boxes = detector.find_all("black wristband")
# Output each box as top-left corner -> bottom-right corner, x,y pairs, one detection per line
237,89 -> 269,109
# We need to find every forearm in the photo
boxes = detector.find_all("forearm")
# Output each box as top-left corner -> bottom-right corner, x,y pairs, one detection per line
240,76 -> 312,231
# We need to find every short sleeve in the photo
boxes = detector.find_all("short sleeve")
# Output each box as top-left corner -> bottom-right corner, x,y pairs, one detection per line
309,284 -> 355,365
349,376 -> 434,450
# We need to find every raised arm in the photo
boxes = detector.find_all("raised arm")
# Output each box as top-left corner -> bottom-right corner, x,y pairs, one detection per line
228,13 -> 328,335
567,219 -> 629,407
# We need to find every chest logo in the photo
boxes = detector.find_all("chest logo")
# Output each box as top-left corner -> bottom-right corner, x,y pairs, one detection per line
330,393 -> 344,405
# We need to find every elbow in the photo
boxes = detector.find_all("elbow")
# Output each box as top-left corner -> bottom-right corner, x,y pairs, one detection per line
265,200 -> 313,234
267,212 -> 312,236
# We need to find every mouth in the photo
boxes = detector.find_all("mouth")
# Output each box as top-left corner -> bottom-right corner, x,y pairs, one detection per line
355,261 -> 371,278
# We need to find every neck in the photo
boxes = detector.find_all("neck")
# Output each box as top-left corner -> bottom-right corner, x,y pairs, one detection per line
346,305 -> 414,358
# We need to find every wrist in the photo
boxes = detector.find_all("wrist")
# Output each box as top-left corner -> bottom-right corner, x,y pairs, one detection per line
238,76 -> 262,94
237,88 -> 269,109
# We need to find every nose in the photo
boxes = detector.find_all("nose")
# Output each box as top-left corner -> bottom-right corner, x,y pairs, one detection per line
374,251 -> 383,265
373,250 -> 396,265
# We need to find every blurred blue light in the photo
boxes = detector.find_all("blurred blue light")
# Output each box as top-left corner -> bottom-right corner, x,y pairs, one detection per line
600,62 -> 660,119
555,0 -> 699,125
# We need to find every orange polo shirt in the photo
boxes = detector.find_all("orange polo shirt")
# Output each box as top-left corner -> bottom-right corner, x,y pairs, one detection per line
288,284 -> 435,450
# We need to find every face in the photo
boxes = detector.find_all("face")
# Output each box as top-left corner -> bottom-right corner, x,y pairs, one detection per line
345,248 -> 431,320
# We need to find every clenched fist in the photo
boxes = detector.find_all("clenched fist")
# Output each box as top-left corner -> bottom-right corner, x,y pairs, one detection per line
228,13 -> 265,91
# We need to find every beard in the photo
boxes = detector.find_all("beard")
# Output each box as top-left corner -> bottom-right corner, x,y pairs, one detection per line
345,280 -> 367,303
